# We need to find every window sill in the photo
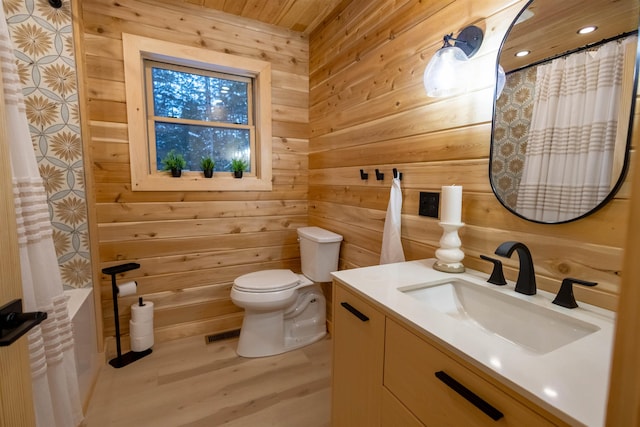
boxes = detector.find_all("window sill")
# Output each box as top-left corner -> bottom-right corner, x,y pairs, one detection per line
131,172 -> 272,192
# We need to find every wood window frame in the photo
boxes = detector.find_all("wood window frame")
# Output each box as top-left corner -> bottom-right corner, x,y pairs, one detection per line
122,33 -> 272,191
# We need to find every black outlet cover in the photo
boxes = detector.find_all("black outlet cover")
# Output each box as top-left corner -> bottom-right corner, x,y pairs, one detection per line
419,192 -> 440,218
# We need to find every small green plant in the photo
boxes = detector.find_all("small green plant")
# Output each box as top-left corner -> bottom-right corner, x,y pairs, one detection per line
200,156 -> 215,171
230,158 -> 248,172
161,150 -> 187,171
201,156 -> 215,178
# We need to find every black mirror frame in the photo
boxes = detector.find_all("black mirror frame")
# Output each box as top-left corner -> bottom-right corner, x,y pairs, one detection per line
489,0 -> 640,224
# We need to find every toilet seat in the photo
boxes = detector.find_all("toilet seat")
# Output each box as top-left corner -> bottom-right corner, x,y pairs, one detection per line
233,269 -> 303,293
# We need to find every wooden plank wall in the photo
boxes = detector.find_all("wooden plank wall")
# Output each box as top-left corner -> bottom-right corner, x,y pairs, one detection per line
77,0 -> 310,343
308,0 -> 637,311
79,0 -> 636,345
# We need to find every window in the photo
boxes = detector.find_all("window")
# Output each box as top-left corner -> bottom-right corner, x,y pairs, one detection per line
146,61 -> 253,173
122,34 -> 272,191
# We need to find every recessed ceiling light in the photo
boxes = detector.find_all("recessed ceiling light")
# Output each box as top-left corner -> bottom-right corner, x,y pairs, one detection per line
515,50 -> 530,57
578,26 -> 597,35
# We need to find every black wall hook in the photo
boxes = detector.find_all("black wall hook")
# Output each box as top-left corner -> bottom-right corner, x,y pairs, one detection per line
393,168 -> 402,180
375,169 -> 384,180
360,169 -> 369,180
48,0 -> 63,8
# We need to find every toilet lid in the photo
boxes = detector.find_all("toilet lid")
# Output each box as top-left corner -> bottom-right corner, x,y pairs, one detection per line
233,269 -> 302,292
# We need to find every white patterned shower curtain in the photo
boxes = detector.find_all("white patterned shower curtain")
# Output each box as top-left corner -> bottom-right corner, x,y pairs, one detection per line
1,5 -> 83,427
516,37 -> 634,222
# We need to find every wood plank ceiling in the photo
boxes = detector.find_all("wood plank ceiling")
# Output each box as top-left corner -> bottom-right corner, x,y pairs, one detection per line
179,0 -> 350,34
500,0 -> 638,72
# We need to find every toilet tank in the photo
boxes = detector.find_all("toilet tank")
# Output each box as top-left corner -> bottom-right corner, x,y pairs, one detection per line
297,227 -> 343,282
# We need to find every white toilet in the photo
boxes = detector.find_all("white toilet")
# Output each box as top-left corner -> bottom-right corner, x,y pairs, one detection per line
231,226 -> 343,357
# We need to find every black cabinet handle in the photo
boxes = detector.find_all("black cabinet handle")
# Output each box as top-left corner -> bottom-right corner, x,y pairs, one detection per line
340,302 -> 369,322
435,370 -> 504,421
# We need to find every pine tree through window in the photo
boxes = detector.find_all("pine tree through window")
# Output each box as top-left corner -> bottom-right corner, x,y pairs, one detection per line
145,61 -> 253,173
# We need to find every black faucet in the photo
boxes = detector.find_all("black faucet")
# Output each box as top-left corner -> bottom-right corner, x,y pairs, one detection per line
494,241 -> 536,295
479,255 -> 507,286
552,278 -> 597,308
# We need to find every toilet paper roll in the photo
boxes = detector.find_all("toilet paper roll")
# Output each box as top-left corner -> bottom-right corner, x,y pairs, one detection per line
130,301 -> 154,322
130,332 -> 154,352
117,281 -> 137,297
129,319 -> 153,338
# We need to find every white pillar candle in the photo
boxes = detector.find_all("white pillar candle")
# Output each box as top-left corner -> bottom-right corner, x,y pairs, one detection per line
441,185 -> 462,223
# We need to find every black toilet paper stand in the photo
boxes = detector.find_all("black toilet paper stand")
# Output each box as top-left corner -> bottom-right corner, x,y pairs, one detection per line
101,262 -> 152,368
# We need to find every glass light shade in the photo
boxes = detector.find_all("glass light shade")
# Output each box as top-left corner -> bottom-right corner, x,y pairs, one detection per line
423,45 -> 469,97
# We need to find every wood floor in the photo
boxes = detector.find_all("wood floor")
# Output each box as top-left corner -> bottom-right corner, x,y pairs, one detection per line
84,335 -> 332,426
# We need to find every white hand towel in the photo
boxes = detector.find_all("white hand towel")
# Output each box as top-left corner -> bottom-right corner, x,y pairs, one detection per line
380,177 -> 405,264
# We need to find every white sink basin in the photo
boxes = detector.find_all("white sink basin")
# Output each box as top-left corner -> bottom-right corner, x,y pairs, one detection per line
400,278 -> 600,354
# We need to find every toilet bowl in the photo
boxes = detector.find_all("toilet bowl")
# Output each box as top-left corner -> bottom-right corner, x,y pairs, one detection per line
231,227 -> 343,357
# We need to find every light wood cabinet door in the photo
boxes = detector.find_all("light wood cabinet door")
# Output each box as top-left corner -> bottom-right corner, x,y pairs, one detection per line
381,387 -> 425,427
384,319 -> 556,427
331,281 -> 385,427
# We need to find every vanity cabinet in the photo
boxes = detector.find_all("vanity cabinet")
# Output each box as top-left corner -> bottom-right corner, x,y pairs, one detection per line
331,284 -> 385,426
332,279 -> 564,427
384,319 -> 556,426
381,387 -> 423,427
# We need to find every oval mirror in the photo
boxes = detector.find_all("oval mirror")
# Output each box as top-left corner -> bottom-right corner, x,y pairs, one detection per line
490,0 -> 639,223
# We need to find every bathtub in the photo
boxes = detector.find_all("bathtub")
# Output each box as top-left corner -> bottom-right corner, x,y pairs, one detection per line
65,288 -> 101,409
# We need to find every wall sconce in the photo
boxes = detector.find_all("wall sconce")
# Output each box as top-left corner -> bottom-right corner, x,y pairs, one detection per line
423,25 -> 484,97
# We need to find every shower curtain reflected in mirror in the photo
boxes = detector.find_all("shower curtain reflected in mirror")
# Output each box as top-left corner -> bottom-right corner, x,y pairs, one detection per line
516,37 -> 636,223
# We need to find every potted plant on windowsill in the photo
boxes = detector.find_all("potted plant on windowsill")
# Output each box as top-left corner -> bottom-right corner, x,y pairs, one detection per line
231,158 -> 248,178
162,150 -> 187,177
200,156 -> 215,178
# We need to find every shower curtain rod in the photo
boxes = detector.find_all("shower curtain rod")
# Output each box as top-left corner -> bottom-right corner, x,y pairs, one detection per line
506,30 -> 638,76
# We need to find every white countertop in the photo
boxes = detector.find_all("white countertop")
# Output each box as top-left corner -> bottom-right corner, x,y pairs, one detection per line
331,259 -> 615,427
